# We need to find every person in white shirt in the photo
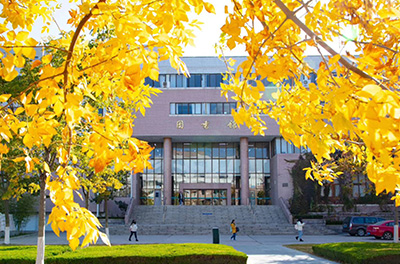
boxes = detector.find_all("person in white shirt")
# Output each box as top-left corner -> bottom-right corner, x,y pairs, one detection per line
295,218 -> 305,242
129,220 -> 139,241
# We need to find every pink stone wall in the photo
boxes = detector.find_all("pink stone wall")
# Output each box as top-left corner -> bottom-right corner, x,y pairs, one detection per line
271,153 -> 301,205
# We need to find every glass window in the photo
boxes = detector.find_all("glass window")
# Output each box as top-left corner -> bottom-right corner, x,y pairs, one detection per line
248,146 -> 255,158
170,75 -> 176,87
227,146 -> 235,158
210,103 -> 217,114
205,144 -> 212,158
174,143 -> 183,159
202,103 -> 209,114
352,217 -> 364,224
212,145 -> 219,158
263,145 -> 269,158
154,147 -> 163,158
176,75 -> 187,87
365,217 -> 377,224
172,160 -> 176,173
184,160 -> 190,173
154,160 -> 162,173
220,160 -> 227,173
176,159 -> 183,173
195,103 -> 202,114
189,174 -> 197,183
207,74 -> 223,87
148,160 -> 154,172
184,145 -> 191,158
213,174 -> 219,183
217,103 -> 223,114
191,160 -> 197,173
177,104 -> 189,114
234,159 -> 240,173
205,173 -> 212,183
205,160 -> 212,173
144,77 -> 160,87
212,160 -> 219,173
256,160 -> 263,173
198,144 -> 205,158
188,104 -> 195,114
198,174 -> 205,183
227,159 -> 234,173
219,147 -> 226,158
263,160 -> 270,173
223,103 -> 231,114
276,138 -> 281,154
281,140 -> 288,153
191,144 -> 197,158
198,160 -> 205,173
256,146 -> 263,158
170,103 -> 175,115
188,74 -> 202,87
159,75 -> 167,88
249,160 -> 256,173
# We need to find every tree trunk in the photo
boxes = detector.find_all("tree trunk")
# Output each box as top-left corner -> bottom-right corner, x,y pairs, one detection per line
4,199 -> 10,244
104,197 -> 109,238
394,203 -> 399,243
83,188 -> 89,209
36,174 -> 46,264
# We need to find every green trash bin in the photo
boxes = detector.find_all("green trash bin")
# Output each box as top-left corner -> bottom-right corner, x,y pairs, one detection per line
212,227 -> 219,244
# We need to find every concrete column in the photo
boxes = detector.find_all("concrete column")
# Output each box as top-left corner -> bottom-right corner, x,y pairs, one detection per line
240,137 -> 249,205
131,172 -> 141,206
163,137 -> 172,205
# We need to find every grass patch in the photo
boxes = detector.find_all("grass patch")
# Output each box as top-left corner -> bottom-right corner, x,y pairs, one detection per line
0,244 -> 247,264
312,242 -> 400,264
285,244 -> 315,255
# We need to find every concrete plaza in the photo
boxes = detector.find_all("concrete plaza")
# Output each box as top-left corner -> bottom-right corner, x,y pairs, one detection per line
7,232 -> 387,264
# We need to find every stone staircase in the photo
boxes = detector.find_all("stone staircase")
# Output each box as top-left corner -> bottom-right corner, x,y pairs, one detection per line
106,205 -> 335,236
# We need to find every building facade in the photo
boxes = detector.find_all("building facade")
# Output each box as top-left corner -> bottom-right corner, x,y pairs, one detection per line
130,56 -> 311,207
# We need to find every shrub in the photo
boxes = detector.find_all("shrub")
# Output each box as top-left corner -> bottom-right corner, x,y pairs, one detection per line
313,242 -> 400,264
0,244 -> 247,264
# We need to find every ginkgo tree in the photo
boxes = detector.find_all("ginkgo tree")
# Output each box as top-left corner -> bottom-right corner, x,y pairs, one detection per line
219,0 -> 400,205
0,0 -> 215,263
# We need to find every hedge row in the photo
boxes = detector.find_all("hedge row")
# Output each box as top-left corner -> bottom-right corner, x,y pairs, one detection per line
312,242 -> 400,264
0,244 -> 247,264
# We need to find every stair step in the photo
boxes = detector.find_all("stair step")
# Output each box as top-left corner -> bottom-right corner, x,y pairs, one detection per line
106,205 -> 338,236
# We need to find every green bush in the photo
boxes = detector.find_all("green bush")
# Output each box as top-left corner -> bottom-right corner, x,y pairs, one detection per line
293,214 -> 323,219
325,219 -> 343,225
312,242 -> 400,264
0,244 -> 247,264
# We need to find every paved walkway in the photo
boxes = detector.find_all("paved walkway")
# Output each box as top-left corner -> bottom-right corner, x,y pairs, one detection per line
8,232 -> 384,264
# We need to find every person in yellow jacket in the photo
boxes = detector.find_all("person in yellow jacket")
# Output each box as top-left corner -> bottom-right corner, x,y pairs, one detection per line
230,219 -> 237,240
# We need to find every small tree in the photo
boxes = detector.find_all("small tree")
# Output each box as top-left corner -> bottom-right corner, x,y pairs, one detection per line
289,153 -> 321,215
10,194 -> 37,233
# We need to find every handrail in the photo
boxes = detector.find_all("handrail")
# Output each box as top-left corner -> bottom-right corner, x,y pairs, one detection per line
279,197 -> 293,224
124,198 -> 135,225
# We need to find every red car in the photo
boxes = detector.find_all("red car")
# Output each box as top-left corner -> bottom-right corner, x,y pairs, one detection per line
367,220 -> 400,240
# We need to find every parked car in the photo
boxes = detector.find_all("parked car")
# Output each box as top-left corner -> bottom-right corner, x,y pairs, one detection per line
342,216 -> 385,236
367,220 -> 400,240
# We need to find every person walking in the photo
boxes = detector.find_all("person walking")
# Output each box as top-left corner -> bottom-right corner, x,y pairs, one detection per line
295,218 -> 305,242
179,191 -> 185,206
129,220 -> 138,242
230,219 -> 237,240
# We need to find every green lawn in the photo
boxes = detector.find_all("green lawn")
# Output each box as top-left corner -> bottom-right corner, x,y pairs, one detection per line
286,242 -> 400,264
0,244 -> 247,264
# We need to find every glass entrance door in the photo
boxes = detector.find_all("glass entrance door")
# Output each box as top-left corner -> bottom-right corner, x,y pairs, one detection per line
184,189 -> 227,205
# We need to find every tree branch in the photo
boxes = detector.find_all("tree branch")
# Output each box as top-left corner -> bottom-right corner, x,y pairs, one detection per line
273,0 -> 388,90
